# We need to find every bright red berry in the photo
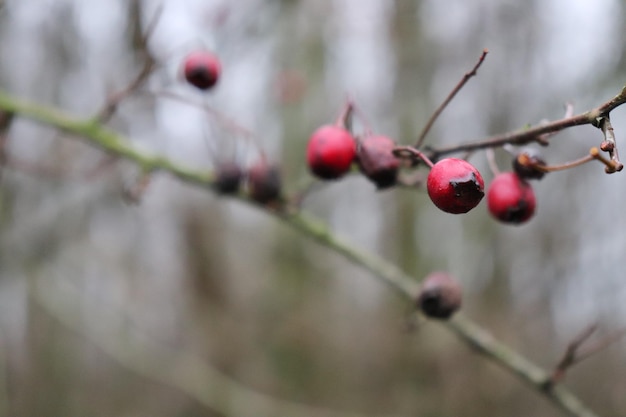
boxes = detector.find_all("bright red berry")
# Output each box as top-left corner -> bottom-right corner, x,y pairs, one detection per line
357,135 -> 400,189
183,51 -> 221,90
426,158 -> 484,214
487,172 -> 536,224
306,125 -> 356,180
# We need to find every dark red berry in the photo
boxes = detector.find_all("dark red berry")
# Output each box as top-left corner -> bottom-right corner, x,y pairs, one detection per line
306,125 -> 356,180
512,149 -> 546,180
487,172 -> 536,224
416,272 -> 462,320
183,51 -> 221,90
357,135 -> 400,189
214,162 -> 243,194
247,160 -> 281,204
426,158 -> 484,214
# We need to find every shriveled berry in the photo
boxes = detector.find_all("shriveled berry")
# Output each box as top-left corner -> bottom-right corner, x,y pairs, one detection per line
487,172 -> 536,224
214,162 -> 243,194
513,149 -> 546,180
247,160 -> 282,204
416,272 -> 462,319
183,51 -> 222,90
306,125 -> 356,180
426,158 -> 484,214
357,135 -> 400,189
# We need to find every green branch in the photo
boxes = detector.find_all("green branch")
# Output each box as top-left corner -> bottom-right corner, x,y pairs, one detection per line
0,90 -> 599,417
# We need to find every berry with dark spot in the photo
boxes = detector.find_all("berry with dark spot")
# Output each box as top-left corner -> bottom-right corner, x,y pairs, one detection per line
513,149 -> 546,180
416,272 -> 462,319
426,158 -> 484,214
183,51 -> 222,90
487,172 -> 536,224
357,135 -> 400,189
247,160 -> 282,204
306,125 -> 356,180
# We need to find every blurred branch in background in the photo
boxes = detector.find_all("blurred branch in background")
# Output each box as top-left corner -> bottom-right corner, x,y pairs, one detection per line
31,279 -> 379,417
0,89 -> 613,417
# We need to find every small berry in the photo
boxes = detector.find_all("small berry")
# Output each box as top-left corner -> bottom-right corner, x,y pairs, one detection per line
426,158 -> 484,214
357,135 -> 400,189
183,51 -> 221,90
306,125 -> 356,180
487,172 -> 536,224
247,160 -> 282,204
214,162 -> 243,194
513,149 -> 546,180
416,272 -> 462,319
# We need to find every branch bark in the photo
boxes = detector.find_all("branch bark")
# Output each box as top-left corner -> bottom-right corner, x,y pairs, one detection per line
426,85 -> 626,159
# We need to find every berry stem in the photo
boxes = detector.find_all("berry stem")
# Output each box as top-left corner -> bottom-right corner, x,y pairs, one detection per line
528,153 -> 594,173
392,145 -> 435,168
485,148 -> 501,176
335,99 -> 355,130
415,48 -> 489,149
590,146 -> 620,173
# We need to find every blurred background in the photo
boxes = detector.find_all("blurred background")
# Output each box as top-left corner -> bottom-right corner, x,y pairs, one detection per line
0,0 -> 625,415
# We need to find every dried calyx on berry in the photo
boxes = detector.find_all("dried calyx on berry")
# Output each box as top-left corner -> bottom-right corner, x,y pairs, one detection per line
247,160 -> 282,204
214,162 -> 243,194
306,125 -> 356,180
356,134 -> 400,189
426,158 -> 485,214
183,51 -> 222,90
487,172 -> 536,224
416,272 -> 462,319
513,148 -> 546,180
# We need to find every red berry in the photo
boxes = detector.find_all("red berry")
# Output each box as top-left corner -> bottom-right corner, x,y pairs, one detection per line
183,51 -> 221,90
247,160 -> 282,204
487,172 -> 536,224
426,158 -> 484,214
416,272 -> 462,320
306,125 -> 356,180
357,135 -> 400,189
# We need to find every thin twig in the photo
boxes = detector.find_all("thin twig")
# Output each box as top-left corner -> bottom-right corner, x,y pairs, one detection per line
415,49 -> 489,149
547,324 -> 626,387
549,324 -> 598,385
597,116 -> 623,172
536,102 -> 575,144
589,146 -> 620,173
427,85 -> 626,159
155,90 -> 259,144
96,3 -> 164,122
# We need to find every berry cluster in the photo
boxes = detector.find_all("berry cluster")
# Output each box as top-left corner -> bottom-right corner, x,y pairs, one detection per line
305,106 -> 402,189
180,51 -> 283,205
